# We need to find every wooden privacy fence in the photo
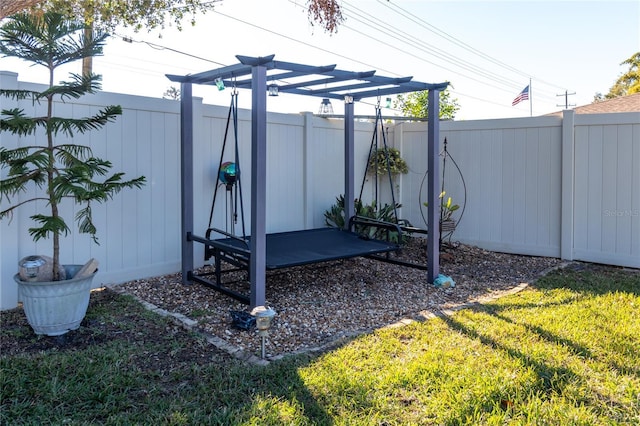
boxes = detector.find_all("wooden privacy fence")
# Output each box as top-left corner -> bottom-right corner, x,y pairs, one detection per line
1,71 -> 638,309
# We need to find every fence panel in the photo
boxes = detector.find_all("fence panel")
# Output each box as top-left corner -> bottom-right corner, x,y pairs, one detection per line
572,113 -> 640,267
396,118 -> 563,257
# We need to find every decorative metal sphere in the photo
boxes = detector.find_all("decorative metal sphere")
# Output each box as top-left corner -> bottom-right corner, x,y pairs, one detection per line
219,161 -> 237,185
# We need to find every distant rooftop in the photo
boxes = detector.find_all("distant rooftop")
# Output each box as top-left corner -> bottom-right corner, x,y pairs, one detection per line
547,92 -> 640,116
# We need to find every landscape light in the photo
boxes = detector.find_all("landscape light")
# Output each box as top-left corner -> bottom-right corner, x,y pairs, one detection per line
19,256 -> 46,281
251,306 -> 277,359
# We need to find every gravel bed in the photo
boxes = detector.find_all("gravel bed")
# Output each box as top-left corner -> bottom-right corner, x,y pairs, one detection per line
113,239 -> 565,360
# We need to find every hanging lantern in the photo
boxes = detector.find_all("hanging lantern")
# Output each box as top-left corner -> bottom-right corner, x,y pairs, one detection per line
318,98 -> 333,115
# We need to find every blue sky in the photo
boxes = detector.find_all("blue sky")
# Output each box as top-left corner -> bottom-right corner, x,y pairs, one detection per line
2,0 -> 639,120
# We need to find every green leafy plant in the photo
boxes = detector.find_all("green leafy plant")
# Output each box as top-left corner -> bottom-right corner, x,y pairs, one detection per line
423,191 -> 460,223
324,194 -> 404,241
0,12 -> 146,280
367,147 -> 408,176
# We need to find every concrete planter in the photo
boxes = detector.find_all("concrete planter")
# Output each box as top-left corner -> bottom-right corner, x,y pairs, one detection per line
14,265 -> 95,336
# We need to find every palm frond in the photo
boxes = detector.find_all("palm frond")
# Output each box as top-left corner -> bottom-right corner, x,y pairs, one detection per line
0,13 -> 108,68
47,105 -> 122,137
0,108 -> 39,135
40,73 -> 104,101
28,214 -> 70,241
75,205 -> 98,243
0,89 -> 42,103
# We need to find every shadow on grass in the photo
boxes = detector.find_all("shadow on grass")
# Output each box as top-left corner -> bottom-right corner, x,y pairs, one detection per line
480,304 -> 640,378
440,313 -> 579,395
436,265 -> 640,419
535,264 -> 640,296
230,355 -> 336,425
0,289 -> 335,425
470,264 -> 640,374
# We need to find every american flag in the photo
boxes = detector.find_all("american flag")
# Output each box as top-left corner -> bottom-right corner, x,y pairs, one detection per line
512,85 -> 530,106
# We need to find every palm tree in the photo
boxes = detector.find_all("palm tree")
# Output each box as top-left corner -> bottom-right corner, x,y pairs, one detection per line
0,12 -> 145,280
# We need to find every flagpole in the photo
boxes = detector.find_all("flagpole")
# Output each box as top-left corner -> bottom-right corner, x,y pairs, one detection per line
529,77 -> 532,117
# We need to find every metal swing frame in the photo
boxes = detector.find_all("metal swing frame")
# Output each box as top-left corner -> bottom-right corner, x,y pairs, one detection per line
167,54 -> 448,307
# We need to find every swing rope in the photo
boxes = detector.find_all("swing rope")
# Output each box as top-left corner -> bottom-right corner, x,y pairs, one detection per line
208,87 -> 247,239
358,97 -> 400,223
232,89 -> 247,238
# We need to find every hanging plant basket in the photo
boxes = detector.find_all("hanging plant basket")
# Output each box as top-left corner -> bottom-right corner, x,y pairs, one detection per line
367,147 -> 408,176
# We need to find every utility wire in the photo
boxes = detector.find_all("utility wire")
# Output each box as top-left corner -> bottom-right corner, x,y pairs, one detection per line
107,1 -> 566,111
340,3 -> 529,94
376,0 -> 568,92
341,0 -> 561,101
118,34 -> 227,67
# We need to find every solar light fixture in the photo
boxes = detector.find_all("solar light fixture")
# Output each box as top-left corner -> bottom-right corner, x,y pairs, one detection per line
214,77 -> 225,91
318,98 -> 333,114
386,97 -> 392,108
19,255 -> 46,281
251,305 -> 276,359
268,84 -> 279,96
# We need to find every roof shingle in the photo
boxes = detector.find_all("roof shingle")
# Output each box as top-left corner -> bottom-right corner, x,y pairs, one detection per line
548,92 -> 640,116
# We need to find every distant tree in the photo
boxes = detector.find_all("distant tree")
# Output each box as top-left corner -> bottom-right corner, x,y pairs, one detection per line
163,86 -> 181,100
595,52 -> 640,101
307,0 -> 343,33
3,0 -> 344,34
394,89 -> 460,120
22,0 -> 223,75
7,0 -> 345,75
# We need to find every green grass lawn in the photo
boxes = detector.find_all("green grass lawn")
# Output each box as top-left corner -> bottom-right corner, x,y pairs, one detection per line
2,264 -> 638,425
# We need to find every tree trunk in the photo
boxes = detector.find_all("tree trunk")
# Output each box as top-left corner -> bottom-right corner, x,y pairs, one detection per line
0,0 -> 43,19
82,26 -> 92,76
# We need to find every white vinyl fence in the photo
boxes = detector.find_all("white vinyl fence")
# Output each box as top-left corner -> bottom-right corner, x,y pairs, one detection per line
1,70 -> 638,309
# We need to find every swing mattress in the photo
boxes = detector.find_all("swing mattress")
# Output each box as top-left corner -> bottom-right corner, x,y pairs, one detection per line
210,227 -> 401,269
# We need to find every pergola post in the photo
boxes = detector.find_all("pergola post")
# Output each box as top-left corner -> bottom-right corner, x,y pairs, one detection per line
250,64 -> 268,308
180,82 -> 194,284
427,89 -> 440,283
344,98 -> 355,226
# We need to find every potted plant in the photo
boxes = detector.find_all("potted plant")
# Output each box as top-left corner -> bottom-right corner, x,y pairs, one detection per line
423,190 -> 460,243
367,147 -> 408,177
0,12 -> 146,336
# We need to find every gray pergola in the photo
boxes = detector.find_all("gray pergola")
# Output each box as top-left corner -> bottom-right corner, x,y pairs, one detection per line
167,54 -> 448,308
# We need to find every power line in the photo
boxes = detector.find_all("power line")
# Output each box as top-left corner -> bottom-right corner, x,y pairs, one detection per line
556,90 -> 576,109
117,34 -> 227,67
340,2 -> 529,93
106,1 -> 567,114
377,0 -> 568,93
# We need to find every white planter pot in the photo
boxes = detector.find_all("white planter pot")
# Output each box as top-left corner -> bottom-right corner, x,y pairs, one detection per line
14,265 -> 96,336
